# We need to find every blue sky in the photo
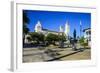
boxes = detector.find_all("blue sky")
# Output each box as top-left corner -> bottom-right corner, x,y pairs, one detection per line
23,10 -> 91,37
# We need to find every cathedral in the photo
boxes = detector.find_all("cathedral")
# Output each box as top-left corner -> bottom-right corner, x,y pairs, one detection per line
34,20 -> 70,36
25,20 -> 70,43
34,21 -> 60,35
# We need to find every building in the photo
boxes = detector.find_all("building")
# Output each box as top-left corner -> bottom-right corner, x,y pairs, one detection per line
24,20 -> 70,44
34,21 -> 60,35
34,20 -> 70,36
83,28 -> 91,46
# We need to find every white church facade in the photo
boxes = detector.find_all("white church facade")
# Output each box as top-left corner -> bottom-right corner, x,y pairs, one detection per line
24,20 -> 70,43
34,21 -> 61,35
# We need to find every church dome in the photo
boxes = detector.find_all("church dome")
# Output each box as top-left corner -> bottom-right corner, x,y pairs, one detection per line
35,21 -> 42,32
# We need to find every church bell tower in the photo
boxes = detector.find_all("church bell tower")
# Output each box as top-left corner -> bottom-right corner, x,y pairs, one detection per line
64,20 -> 70,40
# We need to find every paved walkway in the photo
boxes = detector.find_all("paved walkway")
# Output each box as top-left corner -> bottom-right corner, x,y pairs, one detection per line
23,47 -> 91,63
60,49 -> 91,60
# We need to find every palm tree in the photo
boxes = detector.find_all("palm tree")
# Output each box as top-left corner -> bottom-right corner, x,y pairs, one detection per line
23,11 -> 30,46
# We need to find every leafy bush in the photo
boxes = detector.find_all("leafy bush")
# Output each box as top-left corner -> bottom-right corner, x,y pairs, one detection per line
45,33 -> 59,45
58,34 -> 66,42
79,37 -> 88,48
26,36 -> 32,42
30,32 -> 45,44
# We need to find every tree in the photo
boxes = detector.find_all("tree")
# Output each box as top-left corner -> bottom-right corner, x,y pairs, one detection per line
79,37 -> 84,44
73,29 -> 76,40
71,29 -> 77,50
58,33 -> 66,42
38,33 -> 45,43
26,36 -> 32,42
23,11 -> 29,24
23,11 -> 30,45
30,32 -> 39,44
58,33 -> 66,48
79,37 -> 88,48
23,11 -> 30,34
73,29 -> 78,43
30,32 -> 45,44
45,33 -> 59,45
23,25 -> 29,34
